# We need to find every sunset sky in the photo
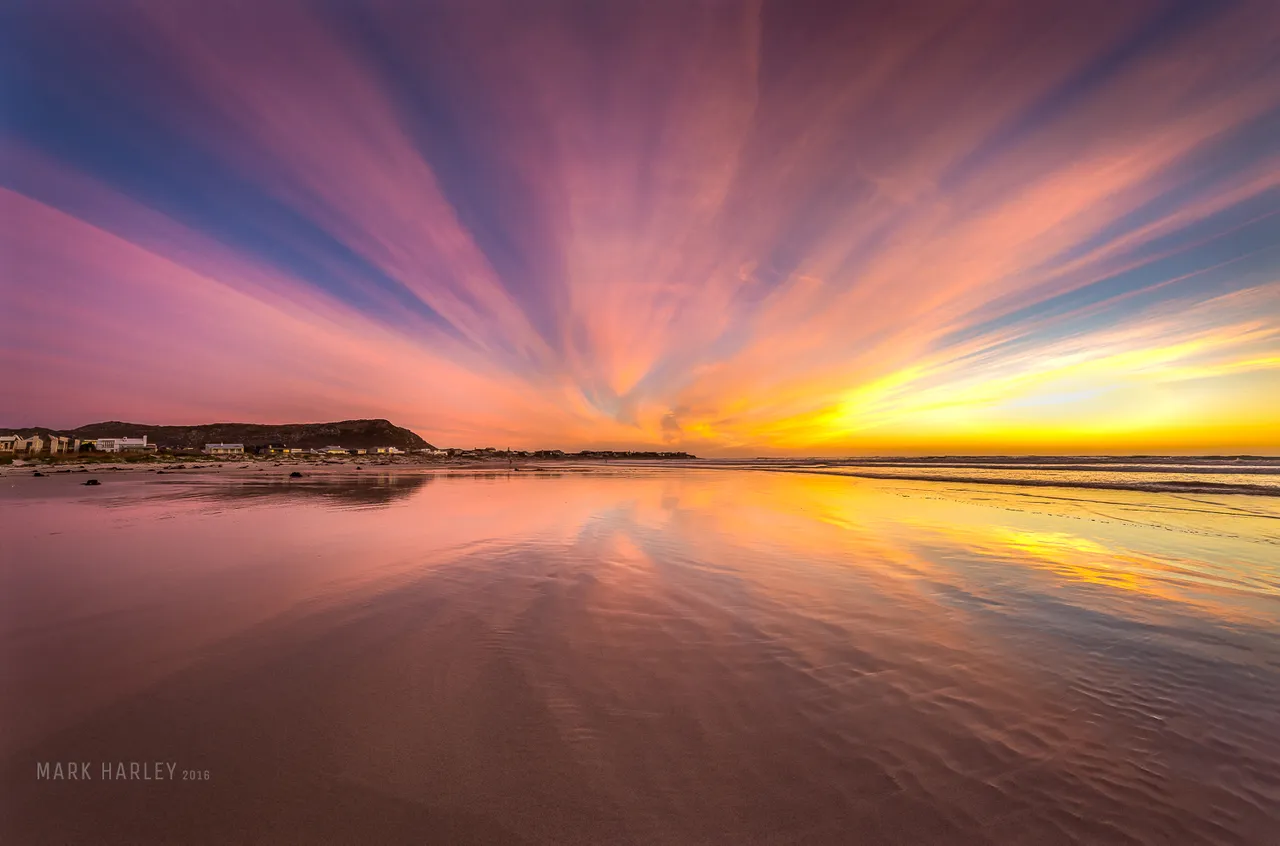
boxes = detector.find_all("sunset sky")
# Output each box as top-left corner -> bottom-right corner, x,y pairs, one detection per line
3,0 -> 1278,455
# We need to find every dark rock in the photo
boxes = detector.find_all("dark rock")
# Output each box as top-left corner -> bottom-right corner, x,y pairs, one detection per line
83,479 -> 100,486
32,471 -> 45,477
289,471 -> 303,478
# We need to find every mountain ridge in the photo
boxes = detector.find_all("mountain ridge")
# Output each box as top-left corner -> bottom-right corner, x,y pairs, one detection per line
4,419 -> 434,451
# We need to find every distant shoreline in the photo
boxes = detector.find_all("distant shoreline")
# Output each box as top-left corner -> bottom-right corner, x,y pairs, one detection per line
4,453 -> 1279,499
0,453 -> 694,479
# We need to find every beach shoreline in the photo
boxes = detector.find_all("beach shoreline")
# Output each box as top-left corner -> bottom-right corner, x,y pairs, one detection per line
0,453 -> 611,478
4,453 -> 1280,502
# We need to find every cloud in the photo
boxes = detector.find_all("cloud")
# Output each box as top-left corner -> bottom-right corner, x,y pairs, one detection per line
660,412 -> 684,444
3,0 -> 1278,452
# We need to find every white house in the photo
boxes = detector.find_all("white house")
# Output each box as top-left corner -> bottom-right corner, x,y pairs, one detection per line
203,443 -> 244,455
96,436 -> 151,453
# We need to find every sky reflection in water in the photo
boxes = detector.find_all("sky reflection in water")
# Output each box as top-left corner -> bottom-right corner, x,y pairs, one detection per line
2,469 -> 1278,844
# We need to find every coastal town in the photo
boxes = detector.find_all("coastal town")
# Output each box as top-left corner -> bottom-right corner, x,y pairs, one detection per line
0,431 -> 695,462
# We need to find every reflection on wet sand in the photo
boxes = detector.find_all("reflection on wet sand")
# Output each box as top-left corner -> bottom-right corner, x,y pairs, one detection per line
161,472 -> 435,508
2,469 -> 1278,844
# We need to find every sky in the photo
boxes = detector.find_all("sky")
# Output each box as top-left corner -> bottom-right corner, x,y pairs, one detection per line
2,0 -> 1278,455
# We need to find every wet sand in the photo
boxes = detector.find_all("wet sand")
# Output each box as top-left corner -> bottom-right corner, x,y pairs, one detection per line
2,468 -> 1278,844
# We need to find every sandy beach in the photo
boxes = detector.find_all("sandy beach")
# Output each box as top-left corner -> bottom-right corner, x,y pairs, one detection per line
0,454 -> 595,487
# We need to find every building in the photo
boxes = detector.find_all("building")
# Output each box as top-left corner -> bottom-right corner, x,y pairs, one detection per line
203,443 -> 244,455
320,445 -> 348,455
47,435 -> 80,454
96,436 -> 152,453
0,434 -> 85,454
4,434 -> 45,453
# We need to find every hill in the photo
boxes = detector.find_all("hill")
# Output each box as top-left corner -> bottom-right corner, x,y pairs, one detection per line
10,419 -> 434,451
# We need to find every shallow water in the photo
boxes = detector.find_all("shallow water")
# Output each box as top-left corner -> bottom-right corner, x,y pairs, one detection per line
697,457 -> 1280,496
2,468 -> 1279,844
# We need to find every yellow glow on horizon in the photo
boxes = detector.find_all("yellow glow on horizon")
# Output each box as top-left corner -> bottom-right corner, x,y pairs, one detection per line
653,287 -> 1280,455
